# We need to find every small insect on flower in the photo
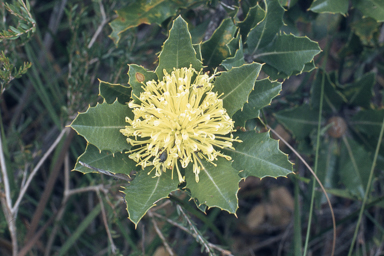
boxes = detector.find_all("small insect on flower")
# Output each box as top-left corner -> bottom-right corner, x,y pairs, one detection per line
120,66 -> 241,183
159,150 -> 168,163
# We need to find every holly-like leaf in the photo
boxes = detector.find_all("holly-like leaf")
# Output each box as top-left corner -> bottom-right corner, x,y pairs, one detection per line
232,78 -> 281,127
155,16 -> 203,80
123,169 -> 179,226
201,18 -> 237,70
274,104 -> 320,139
350,109 -> 384,138
311,70 -> 347,113
74,144 -> 137,177
128,64 -> 157,104
309,0 -> 349,15
213,63 -> 262,117
351,18 -> 380,46
190,19 -> 210,44
261,61 -> 316,80
340,138 -> 372,199
222,2 -> 239,18
342,72 -> 375,108
193,44 -> 202,61
70,101 -> 133,153
237,4 -> 265,42
185,158 -> 240,214
255,34 -> 321,75
99,80 -> 131,104
226,32 -> 241,56
313,13 -> 342,40
354,0 -> 384,22
222,131 -> 293,178
221,36 -> 246,70
247,0 -> 284,54
109,1 -> 196,45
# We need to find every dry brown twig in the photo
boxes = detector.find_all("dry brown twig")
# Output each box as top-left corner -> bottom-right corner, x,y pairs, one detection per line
147,210 -> 175,256
267,125 -> 336,256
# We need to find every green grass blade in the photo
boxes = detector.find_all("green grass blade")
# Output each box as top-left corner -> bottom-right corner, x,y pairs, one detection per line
57,203 -> 101,256
348,116 -> 384,255
303,70 -> 324,256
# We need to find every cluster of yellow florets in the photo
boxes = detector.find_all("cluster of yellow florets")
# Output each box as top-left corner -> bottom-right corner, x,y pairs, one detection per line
120,67 -> 240,183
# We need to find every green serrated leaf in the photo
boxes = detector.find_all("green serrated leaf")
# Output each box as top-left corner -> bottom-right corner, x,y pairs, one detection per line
74,144 -> 137,177
213,63 -> 262,117
350,109 -> 384,138
311,70 -> 346,112
279,0 -> 298,7
256,34 -> 321,75
351,18 -> 380,46
226,32 -> 241,56
221,36 -> 246,70
222,131 -> 293,178
313,13 -> 342,40
99,80 -> 131,104
354,0 -> 384,22
123,169 -> 179,226
342,72 -> 375,108
309,0 -> 349,15
185,157 -> 240,214
274,104 -> 320,139
340,138 -> 372,199
128,64 -> 157,104
190,19 -> 210,44
261,64 -> 290,80
237,4 -> 265,42
301,61 -> 316,73
247,0 -> 284,54
201,18 -> 237,69
155,16 -> 203,79
109,1 -> 196,45
70,101 -> 133,153
222,2 -> 239,18
232,78 -> 281,127
193,43 -> 202,61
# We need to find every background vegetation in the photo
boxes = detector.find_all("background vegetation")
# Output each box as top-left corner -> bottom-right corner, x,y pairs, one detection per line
1,0 -> 383,255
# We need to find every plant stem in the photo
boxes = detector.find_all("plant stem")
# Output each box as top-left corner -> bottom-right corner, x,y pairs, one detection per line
347,116 -> 384,255
303,70 -> 325,256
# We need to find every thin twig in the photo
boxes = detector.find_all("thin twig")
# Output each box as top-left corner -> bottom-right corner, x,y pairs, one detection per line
18,213 -> 57,256
12,127 -> 68,214
44,154 -> 71,256
0,135 -> 12,211
177,205 -> 211,253
0,197 -> 17,256
267,125 -> 336,256
148,210 -> 175,256
151,211 -> 233,255
66,184 -> 109,197
96,190 -> 117,254
87,1 -> 107,49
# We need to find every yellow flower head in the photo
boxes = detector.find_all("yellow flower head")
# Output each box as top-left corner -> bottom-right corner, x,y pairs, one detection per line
120,67 -> 241,183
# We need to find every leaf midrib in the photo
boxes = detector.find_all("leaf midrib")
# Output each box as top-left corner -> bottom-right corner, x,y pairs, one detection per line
223,147 -> 290,171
